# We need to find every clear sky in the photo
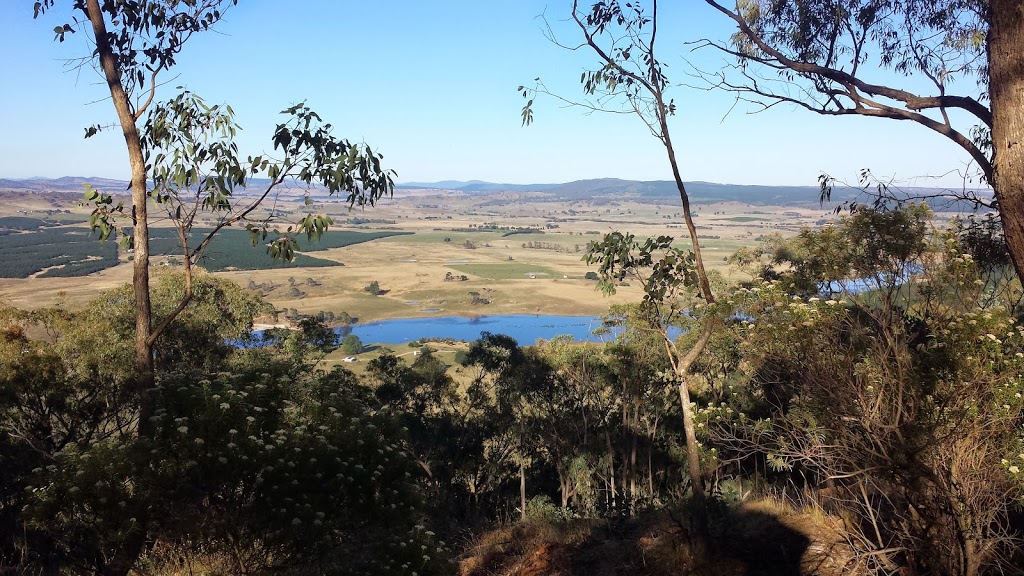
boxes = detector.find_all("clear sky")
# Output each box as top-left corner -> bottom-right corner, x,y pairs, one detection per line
0,0 -> 987,188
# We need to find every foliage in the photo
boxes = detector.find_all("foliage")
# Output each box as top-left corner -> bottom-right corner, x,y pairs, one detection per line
771,202 -> 931,298
707,206 -> 1024,575
135,91 -> 398,262
0,290 -> 447,575
364,281 -> 383,296
700,0 -> 993,185
341,334 -> 363,355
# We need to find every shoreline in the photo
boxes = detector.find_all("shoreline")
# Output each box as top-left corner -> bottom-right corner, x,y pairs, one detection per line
254,312 -> 609,332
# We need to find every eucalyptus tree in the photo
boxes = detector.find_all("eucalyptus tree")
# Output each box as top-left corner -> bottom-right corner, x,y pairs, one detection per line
700,0 -> 1024,280
522,0 -> 718,501
34,1 -> 394,421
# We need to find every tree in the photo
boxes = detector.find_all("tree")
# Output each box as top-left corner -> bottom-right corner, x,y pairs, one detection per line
463,334 -> 557,521
35,0 -> 394,430
522,0 -> 717,502
364,280 -> 383,296
700,0 -> 1024,281
341,333 -> 363,355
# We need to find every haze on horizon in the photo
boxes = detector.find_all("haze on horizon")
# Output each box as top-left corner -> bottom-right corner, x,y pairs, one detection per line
0,0 -> 988,190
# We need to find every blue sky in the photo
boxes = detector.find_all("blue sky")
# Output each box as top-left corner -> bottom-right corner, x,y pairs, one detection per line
0,1 -> 987,188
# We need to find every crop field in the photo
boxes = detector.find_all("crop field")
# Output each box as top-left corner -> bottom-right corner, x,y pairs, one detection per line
0,216 -> 52,232
0,227 -> 117,278
0,226 -> 410,279
148,228 -> 412,272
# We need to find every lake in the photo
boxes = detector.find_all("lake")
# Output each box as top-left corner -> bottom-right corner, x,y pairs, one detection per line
333,314 -> 617,345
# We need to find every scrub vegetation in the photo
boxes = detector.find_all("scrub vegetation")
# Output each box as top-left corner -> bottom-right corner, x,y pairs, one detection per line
3,1 -> 1024,575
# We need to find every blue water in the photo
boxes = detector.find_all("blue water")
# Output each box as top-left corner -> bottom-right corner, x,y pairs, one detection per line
332,314 -> 618,345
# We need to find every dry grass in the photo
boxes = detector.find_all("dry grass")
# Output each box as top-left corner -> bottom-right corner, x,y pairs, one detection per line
456,497 -> 861,576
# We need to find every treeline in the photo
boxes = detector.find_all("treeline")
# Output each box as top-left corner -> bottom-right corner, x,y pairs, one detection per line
521,240 -> 581,253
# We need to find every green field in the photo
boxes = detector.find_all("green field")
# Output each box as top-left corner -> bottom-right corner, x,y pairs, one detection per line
381,231 -> 502,245
0,217 -> 51,232
718,216 -> 768,222
149,229 -> 411,272
0,227 -> 410,278
0,228 -> 118,278
447,262 -> 561,280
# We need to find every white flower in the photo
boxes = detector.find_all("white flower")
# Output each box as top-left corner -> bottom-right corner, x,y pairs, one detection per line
177,426 -> 188,434
1010,466 -> 1020,474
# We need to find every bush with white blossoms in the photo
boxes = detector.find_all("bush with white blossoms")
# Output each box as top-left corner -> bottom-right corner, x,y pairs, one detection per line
1,280 -> 448,569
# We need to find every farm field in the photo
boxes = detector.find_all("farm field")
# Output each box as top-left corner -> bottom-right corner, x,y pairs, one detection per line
0,186 -> 852,323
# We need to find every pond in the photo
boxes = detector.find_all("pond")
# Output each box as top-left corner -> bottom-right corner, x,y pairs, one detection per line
332,314 -> 618,345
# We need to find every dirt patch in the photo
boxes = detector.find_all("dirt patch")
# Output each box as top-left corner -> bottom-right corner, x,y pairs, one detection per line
458,502 -> 858,576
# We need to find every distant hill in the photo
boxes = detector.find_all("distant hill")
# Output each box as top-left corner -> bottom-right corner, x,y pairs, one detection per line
399,177 -> 992,208
397,177 -> 838,203
2,176 -> 992,208
0,176 -> 130,193
0,177 -> 329,197
398,180 -> 557,192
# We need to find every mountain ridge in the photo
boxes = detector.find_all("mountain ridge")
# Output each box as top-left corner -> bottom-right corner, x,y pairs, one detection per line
0,176 -> 992,208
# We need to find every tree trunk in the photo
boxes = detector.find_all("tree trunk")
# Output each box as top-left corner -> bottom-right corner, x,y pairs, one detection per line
519,461 -> 527,522
619,397 -> 628,512
606,431 -> 617,512
990,0 -> 1024,283
83,0 -> 155,418
677,377 -> 705,502
83,4 -> 153,576
630,381 -> 640,515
